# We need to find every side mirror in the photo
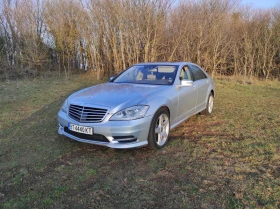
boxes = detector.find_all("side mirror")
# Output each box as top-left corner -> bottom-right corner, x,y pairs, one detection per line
180,80 -> 193,87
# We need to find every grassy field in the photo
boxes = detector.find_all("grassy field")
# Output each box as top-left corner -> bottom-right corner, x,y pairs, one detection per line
0,75 -> 280,208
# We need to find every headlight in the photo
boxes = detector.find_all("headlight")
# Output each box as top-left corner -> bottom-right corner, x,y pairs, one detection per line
61,99 -> 69,113
110,105 -> 149,121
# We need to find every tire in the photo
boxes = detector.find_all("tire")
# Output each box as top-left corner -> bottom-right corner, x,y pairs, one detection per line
147,108 -> 170,150
201,93 -> 214,115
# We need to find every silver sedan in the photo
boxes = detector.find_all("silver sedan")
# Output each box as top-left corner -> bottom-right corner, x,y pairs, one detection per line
57,62 -> 215,149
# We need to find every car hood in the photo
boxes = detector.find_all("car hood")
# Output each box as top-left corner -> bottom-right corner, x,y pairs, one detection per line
68,83 -> 167,111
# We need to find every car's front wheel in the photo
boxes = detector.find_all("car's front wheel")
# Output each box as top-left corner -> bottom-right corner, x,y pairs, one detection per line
147,108 -> 170,149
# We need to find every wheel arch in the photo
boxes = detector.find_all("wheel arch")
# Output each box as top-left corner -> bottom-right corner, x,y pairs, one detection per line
211,89 -> 215,97
160,105 -> 170,117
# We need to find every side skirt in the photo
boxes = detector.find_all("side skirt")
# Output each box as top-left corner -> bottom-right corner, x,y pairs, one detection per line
170,105 -> 206,130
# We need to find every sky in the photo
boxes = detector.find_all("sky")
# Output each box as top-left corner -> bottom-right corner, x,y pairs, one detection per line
241,0 -> 279,9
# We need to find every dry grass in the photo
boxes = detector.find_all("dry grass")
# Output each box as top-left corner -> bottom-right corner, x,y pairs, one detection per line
0,76 -> 280,208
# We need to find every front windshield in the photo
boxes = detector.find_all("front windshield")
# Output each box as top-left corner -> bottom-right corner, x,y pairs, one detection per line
113,64 -> 178,85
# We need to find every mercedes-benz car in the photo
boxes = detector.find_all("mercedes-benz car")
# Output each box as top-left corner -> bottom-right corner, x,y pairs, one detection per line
57,62 -> 214,149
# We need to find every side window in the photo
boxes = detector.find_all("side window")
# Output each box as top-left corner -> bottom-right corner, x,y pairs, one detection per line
179,65 -> 192,81
189,65 -> 207,81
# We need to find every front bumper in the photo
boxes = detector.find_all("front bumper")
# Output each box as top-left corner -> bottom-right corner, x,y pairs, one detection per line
57,109 -> 152,149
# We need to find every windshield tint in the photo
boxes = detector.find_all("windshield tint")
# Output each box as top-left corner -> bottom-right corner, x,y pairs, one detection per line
113,65 -> 178,85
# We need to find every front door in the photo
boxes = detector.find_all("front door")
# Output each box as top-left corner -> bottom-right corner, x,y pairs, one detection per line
177,66 -> 198,122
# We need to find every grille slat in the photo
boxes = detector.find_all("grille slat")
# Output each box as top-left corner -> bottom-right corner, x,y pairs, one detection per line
69,104 -> 108,123
82,113 -> 105,116
83,111 -> 106,114
83,110 -> 106,113
83,108 -> 107,111
68,111 -> 82,118
70,106 -> 83,111
81,116 -> 103,119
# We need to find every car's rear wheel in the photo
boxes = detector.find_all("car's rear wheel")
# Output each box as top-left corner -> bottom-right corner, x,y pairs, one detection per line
201,93 -> 214,115
147,108 -> 170,149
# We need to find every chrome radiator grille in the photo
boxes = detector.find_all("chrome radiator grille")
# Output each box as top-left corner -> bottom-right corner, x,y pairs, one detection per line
68,104 -> 108,123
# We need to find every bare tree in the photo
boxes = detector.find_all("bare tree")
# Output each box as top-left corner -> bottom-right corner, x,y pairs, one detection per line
0,0 -> 279,80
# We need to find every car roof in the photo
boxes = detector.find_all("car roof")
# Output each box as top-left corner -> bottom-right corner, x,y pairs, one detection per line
135,62 -> 193,66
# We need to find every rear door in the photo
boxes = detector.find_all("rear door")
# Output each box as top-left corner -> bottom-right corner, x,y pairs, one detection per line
189,64 -> 209,110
